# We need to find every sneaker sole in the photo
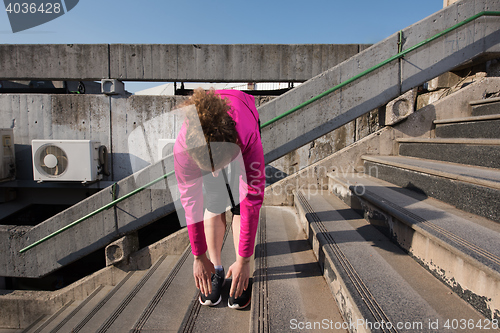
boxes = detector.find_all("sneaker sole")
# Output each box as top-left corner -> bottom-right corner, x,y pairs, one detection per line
228,297 -> 251,310
199,294 -> 222,307
198,274 -> 225,307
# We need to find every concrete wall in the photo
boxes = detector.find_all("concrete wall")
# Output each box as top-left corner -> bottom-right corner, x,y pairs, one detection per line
0,44 -> 369,82
0,94 -> 283,183
268,109 -> 381,180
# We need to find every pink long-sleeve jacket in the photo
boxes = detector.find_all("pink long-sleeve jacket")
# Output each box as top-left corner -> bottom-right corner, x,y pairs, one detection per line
173,90 -> 265,258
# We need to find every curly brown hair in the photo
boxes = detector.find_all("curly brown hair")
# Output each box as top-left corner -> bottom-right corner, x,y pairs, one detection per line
184,88 -> 239,171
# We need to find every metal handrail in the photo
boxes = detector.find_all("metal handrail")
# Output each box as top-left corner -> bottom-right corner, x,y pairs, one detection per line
19,170 -> 175,253
19,10 -> 500,253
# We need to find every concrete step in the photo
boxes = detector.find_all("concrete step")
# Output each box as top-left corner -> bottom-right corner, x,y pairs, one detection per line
67,270 -> 148,333
14,251 -> 192,333
396,138 -> 500,169
62,270 -> 147,333
43,285 -> 114,333
433,115 -> 500,139
293,189 -> 489,332
95,254 -> 181,332
43,253 -> 186,333
21,299 -> 82,333
177,218 -> 253,333
328,174 -> 500,321
361,155 -> 500,222
18,284 -> 113,333
251,206 -> 346,333
129,246 -> 196,332
470,97 -> 500,117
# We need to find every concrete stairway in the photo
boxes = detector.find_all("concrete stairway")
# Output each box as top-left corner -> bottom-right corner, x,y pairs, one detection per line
291,98 -> 500,330
294,189 -> 488,332
250,206 -> 346,333
2,208 -> 347,332
8,251 -> 191,333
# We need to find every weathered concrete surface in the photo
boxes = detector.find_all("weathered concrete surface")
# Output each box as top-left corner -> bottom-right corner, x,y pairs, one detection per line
0,44 -> 109,81
427,71 -> 462,91
110,95 -> 187,180
0,94 -> 112,181
268,111 -> 381,182
0,44 -> 369,82
105,233 -> 139,267
398,77 -> 500,139
382,88 -> 418,126
111,44 -> 371,82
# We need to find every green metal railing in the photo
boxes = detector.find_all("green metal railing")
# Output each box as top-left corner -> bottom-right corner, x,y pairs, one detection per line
19,170 -> 175,253
19,11 -> 500,254
260,11 -> 500,129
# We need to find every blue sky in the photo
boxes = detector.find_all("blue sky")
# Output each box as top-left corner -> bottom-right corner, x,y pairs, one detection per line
1,0 -> 444,92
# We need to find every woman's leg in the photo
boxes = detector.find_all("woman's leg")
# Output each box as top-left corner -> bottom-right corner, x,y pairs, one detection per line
232,214 -> 241,255
204,210 -> 226,267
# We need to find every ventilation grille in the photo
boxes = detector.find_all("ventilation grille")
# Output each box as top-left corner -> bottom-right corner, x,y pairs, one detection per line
37,144 -> 68,176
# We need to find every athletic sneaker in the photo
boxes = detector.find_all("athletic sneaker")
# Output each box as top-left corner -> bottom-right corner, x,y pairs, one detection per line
228,278 -> 252,309
199,269 -> 225,306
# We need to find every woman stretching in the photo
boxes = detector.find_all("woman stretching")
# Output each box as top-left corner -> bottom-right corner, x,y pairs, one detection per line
173,88 -> 265,309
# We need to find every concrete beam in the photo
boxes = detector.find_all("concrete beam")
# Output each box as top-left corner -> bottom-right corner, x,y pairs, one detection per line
0,44 -> 369,82
0,44 -> 109,81
109,44 -> 368,82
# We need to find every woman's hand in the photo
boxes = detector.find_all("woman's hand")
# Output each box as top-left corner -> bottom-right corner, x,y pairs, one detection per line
226,255 -> 251,298
193,253 -> 215,296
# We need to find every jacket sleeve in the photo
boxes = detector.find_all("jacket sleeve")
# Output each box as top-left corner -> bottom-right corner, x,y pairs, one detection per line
238,131 -> 265,258
173,142 -> 207,256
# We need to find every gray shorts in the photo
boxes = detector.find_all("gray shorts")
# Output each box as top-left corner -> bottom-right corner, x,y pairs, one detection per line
202,161 -> 240,216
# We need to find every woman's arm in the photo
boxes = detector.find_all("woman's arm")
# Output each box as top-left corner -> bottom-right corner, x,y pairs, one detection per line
238,132 -> 266,258
173,143 -> 207,256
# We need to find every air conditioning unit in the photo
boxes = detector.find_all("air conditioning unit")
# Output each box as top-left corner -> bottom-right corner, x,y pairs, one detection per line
158,139 -> 176,161
0,128 -> 15,182
32,140 -> 103,183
